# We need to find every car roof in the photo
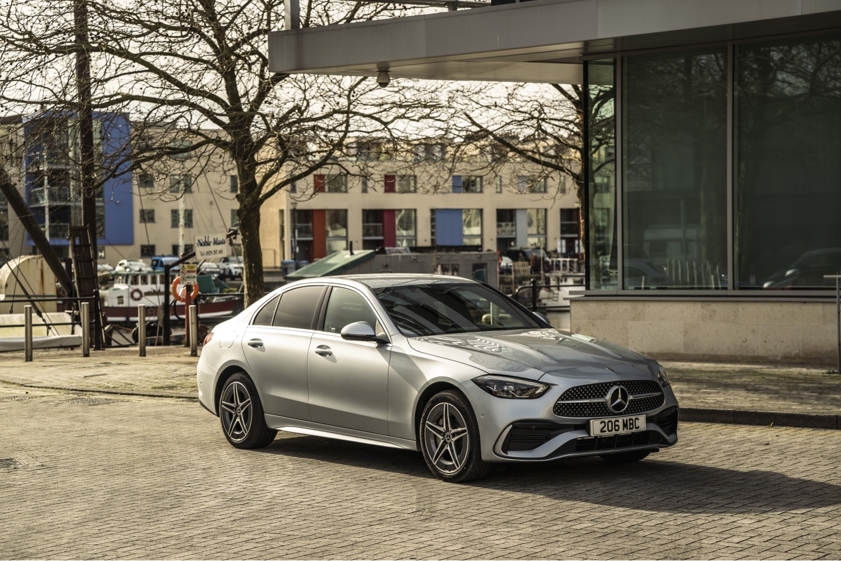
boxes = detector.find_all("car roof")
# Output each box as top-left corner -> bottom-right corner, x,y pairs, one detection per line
290,274 -> 480,291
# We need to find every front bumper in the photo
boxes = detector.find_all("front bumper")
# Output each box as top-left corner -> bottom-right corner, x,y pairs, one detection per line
462,378 -> 679,463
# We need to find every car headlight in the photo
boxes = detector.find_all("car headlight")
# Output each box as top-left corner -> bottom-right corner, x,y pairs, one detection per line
472,375 -> 550,399
657,367 -> 671,387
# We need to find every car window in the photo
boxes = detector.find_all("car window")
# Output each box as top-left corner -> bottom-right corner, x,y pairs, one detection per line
374,283 -> 539,337
323,287 -> 379,334
252,295 -> 280,326
272,286 -> 324,330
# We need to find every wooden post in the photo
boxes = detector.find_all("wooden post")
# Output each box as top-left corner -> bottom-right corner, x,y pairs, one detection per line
189,305 -> 198,357
24,305 -> 33,362
138,305 -> 146,357
81,301 -> 90,357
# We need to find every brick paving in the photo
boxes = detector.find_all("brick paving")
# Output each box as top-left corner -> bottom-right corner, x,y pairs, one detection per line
1,384 -> 841,559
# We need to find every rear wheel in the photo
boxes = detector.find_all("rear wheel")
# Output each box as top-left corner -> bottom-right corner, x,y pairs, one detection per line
419,390 -> 490,483
219,373 -> 276,449
599,450 -> 651,464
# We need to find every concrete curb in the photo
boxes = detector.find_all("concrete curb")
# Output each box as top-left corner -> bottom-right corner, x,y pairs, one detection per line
0,378 -> 197,401
680,407 -> 840,430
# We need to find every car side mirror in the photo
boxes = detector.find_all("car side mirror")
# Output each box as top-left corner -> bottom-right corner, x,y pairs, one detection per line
533,312 -> 551,326
340,321 -> 388,344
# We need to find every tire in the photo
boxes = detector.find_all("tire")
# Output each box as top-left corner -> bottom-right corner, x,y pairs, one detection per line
419,390 -> 491,483
599,450 -> 651,464
218,373 -> 277,449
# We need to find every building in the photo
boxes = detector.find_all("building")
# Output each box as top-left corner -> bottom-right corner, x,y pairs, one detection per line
269,0 -> 841,364
258,144 -> 580,268
2,115 -> 241,265
21,111 -> 134,260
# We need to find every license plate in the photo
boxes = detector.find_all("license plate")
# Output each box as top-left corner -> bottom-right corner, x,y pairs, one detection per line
590,415 -> 646,436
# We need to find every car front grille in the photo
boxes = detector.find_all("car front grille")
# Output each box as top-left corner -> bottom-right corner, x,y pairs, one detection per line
553,380 -> 665,418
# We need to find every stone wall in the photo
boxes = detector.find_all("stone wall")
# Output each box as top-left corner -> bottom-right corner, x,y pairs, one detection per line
570,299 -> 838,365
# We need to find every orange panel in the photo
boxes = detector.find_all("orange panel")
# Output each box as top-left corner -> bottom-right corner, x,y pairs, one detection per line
312,210 -> 327,259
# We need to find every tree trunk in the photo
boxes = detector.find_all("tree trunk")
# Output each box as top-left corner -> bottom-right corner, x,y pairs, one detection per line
238,204 -> 264,306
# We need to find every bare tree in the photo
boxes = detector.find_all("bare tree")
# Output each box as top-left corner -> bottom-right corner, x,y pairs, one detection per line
0,0 -> 446,304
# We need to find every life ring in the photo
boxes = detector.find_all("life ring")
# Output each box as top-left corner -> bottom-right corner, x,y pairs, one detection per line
130,288 -> 144,302
171,276 -> 200,303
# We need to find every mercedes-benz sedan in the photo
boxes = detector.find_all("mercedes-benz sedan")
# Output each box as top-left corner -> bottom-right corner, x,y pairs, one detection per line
197,275 -> 679,482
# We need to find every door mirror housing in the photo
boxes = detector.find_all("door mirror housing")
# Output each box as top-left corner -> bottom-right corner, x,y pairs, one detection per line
340,321 -> 388,344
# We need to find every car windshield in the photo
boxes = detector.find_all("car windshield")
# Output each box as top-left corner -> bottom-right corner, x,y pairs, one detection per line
372,282 -> 539,337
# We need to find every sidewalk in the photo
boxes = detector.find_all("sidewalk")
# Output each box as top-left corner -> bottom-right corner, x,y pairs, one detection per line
0,347 -> 839,429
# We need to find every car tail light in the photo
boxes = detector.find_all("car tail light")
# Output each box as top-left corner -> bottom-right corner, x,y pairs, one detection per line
203,331 -> 214,346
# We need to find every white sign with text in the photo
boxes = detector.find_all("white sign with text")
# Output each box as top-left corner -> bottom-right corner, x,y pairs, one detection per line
195,234 -> 230,260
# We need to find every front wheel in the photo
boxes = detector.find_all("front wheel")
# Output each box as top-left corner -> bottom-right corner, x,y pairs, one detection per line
419,390 -> 490,483
599,450 -> 651,464
219,373 -> 276,449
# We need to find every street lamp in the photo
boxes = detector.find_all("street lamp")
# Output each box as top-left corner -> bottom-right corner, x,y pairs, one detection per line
290,200 -> 298,271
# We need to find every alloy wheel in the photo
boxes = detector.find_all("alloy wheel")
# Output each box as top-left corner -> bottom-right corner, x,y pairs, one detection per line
220,381 -> 253,443
423,402 -> 470,475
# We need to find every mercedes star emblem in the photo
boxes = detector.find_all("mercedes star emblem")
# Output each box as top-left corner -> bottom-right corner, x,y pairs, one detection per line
606,385 -> 630,413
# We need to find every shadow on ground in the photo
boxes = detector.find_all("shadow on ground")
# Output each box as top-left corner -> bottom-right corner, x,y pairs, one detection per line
256,433 -> 841,515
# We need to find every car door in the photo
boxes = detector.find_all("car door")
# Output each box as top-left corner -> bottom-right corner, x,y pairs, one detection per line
307,286 -> 391,435
241,285 -> 326,420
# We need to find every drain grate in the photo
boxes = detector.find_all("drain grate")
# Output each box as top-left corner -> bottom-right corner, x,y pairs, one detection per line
63,397 -> 125,406
0,458 -> 25,469
0,395 -> 37,402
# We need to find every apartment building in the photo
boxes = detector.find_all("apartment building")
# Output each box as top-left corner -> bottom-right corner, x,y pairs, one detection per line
259,147 -> 581,268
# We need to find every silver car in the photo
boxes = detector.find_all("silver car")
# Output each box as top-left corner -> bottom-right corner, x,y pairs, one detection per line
197,275 -> 679,482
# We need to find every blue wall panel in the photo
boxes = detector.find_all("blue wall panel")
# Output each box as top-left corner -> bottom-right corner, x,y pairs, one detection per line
435,209 -> 463,245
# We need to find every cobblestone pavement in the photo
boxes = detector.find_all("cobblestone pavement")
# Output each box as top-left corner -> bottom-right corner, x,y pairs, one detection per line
1,383 -> 841,559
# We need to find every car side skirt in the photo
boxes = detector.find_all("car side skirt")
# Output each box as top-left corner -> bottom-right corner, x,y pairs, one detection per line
265,414 -> 419,452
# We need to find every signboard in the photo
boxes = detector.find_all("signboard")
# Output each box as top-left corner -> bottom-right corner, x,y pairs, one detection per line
195,234 -> 231,260
181,263 -> 198,285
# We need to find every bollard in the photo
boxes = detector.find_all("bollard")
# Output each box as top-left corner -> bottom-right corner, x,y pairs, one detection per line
24,305 -> 33,362
138,305 -> 146,357
828,275 -> 841,375
189,304 -> 198,357
81,302 -> 90,357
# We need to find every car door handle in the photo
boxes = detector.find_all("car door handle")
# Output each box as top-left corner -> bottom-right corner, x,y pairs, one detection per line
248,339 -> 264,348
314,345 -> 332,357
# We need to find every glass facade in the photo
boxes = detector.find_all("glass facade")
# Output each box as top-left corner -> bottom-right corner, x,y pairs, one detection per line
587,59 -> 617,289
624,49 -> 728,289
586,32 -> 841,293
736,36 -> 841,289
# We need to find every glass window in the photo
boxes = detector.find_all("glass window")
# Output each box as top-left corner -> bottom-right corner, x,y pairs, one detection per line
396,175 -> 416,193
231,209 -> 239,227
140,209 -> 155,223
325,174 -> 347,193
462,209 -> 482,245
587,59 -> 617,290
140,244 -> 155,258
495,176 -> 503,193
516,176 -> 546,193
736,35 -> 841,289
527,209 -> 546,236
138,173 -> 154,189
463,176 -> 483,193
273,286 -> 324,329
230,175 -> 238,193
169,174 -> 193,194
253,295 -> 280,326
170,209 -> 193,228
396,209 -> 417,248
326,209 -> 347,239
624,48 -> 727,290
373,283 -> 539,337
323,287 -> 379,334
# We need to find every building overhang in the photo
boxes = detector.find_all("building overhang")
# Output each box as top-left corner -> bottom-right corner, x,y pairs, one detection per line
269,0 -> 841,84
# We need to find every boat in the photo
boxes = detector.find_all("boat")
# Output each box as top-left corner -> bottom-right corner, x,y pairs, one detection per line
99,268 -> 243,324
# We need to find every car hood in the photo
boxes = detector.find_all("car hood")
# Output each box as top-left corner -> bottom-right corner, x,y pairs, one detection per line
406,329 -> 658,381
